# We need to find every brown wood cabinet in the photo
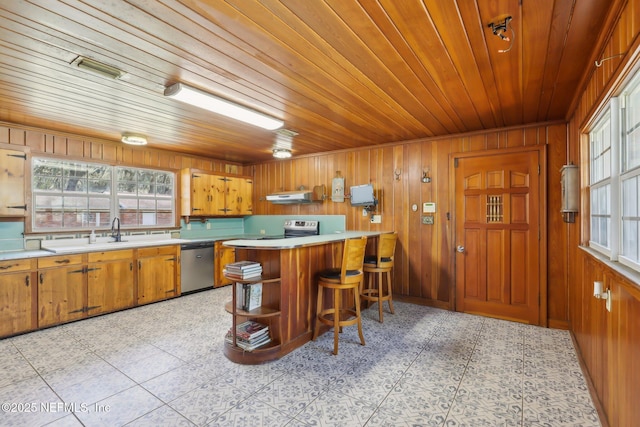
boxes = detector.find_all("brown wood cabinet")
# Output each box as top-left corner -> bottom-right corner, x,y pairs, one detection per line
0,148 -> 27,217
87,249 -> 135,315
181,168 -> 253,219
226,176 -> 253,215
0,258 -> 36,337
35,246 -> 179,329
37,254 -> 85,327
137,246 -> 180,305
214,241 -> 235,288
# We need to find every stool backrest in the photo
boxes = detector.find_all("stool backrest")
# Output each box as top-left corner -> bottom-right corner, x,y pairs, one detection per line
376,232 -> 398,268
340,236 -> 368,284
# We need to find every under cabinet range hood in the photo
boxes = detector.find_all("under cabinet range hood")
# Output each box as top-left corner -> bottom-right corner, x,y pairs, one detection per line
266,185 -> 325,204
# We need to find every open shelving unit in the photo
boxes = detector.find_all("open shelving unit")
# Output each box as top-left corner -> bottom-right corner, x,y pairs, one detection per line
223,272 -> 281,364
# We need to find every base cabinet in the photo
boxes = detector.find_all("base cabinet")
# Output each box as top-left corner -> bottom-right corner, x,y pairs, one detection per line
37,254 -> 85,328
87,250 -> 135,315
214,241 -> 235,287
27,245 -> 180,333
137,246 -> 180,305
0,258 -> 36,337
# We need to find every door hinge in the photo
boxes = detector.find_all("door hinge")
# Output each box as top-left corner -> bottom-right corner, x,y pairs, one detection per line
454,158 -> 459,168
6,205 -> 27,211
538,165 -> 540,175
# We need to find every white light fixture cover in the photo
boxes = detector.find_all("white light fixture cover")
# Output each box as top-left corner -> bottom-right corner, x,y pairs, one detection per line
121,134 -> 147,145
273,148 -> 292,159
164,83 -> 283,130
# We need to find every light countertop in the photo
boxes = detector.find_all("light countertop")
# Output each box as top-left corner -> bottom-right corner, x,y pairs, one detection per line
223,231 -> 384,250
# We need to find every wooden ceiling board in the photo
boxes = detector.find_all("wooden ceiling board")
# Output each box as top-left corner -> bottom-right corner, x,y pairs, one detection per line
0,0 -> 619,164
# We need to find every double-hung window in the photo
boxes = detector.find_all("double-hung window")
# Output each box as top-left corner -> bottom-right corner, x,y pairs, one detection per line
589,71 -> 640,272
32,158 -> 175,232
620,75 -> 640,269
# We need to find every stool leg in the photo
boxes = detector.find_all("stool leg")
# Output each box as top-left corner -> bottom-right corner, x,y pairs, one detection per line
386,270 -> 395,314
313,284 -> 323,341
377,270 -> 384,322
355,280 -> 365,346
333,288 -> 340,355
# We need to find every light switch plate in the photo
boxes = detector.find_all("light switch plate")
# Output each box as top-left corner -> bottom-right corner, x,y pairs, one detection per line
422,215 -> 434,225
370,214 -> 382,224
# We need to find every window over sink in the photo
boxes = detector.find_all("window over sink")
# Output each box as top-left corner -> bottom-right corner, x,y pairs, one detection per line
31,158 -> 175,232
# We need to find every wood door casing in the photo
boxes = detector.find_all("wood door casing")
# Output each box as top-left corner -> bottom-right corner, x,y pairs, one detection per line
454,148 -> 542,325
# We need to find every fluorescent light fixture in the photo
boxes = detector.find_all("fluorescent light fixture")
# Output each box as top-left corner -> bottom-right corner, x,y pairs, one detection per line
121,133 -> 147,145
273,148 -> 292,159
164,83 -> 283,130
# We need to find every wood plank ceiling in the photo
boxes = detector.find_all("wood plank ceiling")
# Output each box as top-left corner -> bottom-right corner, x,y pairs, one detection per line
0,0 -> 615,164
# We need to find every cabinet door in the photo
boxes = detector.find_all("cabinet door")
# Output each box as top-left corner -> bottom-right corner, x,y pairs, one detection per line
87,259 -> 135,315
214,242 -> 235,287
0,149 -> 26,216
137,254 -> 177,304
38,267 -> 85,327
211,175 -> 228,215
190,172 -> 214,215
0,271 -> 34,337
226,177 -> 253,215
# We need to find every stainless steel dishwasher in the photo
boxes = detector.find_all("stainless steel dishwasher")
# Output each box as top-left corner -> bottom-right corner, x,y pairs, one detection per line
180,241 -> 214,293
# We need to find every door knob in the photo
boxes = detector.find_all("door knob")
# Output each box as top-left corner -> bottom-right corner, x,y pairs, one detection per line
456,245 -> 465,253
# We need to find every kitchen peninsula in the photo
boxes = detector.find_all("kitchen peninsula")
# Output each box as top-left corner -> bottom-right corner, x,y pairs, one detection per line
223,231 -> 383,364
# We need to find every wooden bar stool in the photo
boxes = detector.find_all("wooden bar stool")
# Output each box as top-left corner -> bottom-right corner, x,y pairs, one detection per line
312,236 -> 368,355
361,232 -> 398,322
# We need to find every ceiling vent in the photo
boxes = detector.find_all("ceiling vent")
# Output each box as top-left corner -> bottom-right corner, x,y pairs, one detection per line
72,56 -> 124,79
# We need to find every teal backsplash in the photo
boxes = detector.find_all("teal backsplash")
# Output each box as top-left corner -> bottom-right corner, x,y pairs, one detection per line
0,220 -> 25,251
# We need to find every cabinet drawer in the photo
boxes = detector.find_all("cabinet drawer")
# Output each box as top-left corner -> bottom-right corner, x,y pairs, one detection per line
87,249 -> 134,263
137,245 -> 178,257
38,254 -> 84,268
0,258 -> 33,273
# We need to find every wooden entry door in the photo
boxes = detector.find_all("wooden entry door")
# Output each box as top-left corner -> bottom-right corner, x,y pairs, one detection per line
454,148 -> 543,325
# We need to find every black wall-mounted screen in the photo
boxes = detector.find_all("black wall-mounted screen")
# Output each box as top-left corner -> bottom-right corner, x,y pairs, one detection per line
350,183 -> 376,206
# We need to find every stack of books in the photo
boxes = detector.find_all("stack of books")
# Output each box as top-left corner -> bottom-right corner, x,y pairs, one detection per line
223,261 -> 262,279
235,282 -> 262,311
225,320 -> 271,351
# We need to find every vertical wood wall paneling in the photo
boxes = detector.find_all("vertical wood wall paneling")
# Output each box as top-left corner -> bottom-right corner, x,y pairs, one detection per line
566,0 -> 640,425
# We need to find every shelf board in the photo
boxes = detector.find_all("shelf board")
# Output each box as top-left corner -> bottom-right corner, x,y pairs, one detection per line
224,301 -> 280,318
223,340 -> 281,364
223,273 -> 280,284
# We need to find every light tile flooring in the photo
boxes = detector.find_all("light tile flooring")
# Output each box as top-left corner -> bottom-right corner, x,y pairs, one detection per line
1,287 -> 600,426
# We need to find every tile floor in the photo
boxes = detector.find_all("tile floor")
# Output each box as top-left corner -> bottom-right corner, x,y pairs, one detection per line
1,287 -> 600,426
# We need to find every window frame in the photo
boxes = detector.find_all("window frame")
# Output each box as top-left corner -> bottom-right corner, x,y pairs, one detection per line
587,72 -> 640,273
31,157 -> 176,233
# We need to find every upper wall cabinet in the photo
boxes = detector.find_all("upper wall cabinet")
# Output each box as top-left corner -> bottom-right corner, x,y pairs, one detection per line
180,168 -> 253,220
0,148 -> 27,216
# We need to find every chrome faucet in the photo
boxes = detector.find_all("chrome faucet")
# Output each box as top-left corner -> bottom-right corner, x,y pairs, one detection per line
111,217 -> 122,242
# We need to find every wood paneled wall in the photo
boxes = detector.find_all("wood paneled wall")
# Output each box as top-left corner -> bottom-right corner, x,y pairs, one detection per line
0,124 -> 250,175
566,0 -> 640,425
252,122 -> 568,321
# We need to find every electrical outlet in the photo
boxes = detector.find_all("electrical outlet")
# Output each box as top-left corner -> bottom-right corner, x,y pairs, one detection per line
370,214 -> 382,224
362,208 -> 368,217
260,229 -> 266,235
422,215 -> 434,225
186,223 -> 191,230
206,222 -> 211,230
